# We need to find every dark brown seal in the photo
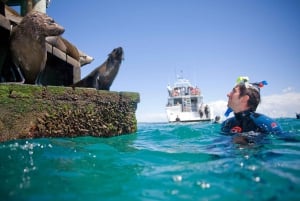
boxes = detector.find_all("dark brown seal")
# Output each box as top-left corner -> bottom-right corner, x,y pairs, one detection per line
10,11 -> 64,84
73,47 -> 123,90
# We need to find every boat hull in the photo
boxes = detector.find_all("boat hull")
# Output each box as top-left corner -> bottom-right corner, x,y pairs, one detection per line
166,105 -> 212,122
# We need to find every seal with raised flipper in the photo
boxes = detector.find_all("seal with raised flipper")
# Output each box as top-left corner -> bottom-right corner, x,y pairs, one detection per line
9,11 -> 65,84
73,47 -> 123,90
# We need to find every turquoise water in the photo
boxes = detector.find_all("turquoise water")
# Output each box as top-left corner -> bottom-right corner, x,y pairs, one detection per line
1,118 -> 300,201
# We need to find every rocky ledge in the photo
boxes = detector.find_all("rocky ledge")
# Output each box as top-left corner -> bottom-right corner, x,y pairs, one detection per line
0,84 -> 140,142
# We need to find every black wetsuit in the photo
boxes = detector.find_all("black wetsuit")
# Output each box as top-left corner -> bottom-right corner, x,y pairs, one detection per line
221,110 -> 282,144
221,110 -> 282,134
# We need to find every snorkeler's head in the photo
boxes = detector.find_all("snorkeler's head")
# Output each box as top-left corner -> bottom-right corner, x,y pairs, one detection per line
225,76 -> 268,116
236,76 -> 268,111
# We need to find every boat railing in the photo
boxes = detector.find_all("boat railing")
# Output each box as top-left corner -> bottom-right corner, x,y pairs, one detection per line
169,87 -> 200,97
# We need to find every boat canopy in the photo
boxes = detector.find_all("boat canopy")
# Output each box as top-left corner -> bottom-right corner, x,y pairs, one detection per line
168,76 -> 200,97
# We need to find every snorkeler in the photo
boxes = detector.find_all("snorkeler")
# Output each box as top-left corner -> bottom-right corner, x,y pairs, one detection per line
221,76 -> 282,143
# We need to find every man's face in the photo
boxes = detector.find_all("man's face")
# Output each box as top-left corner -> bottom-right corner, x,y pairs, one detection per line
227,86 -> 243,112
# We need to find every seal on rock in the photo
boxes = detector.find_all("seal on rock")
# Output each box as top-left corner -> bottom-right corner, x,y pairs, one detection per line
46,36 -> 94,66
73,47 -> 123,90
10,11 -> 65,84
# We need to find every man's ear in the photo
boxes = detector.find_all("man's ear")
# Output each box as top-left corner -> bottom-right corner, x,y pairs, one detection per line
240,95 -> 249,104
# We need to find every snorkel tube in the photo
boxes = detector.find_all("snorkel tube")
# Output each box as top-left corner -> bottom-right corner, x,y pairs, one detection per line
253,80 -> 268,89
224,76 -> 268,117
224,107 -> 233,117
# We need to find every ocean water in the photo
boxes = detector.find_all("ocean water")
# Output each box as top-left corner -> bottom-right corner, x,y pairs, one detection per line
1,118 -> 300,201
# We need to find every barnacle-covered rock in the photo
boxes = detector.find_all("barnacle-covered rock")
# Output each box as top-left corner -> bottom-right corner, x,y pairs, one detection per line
0,84 -> 140,142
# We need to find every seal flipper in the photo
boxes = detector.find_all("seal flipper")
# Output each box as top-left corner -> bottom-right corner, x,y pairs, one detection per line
96,75 -> 110,90
1,54 -> 25,83
8,63 -> 25,83
35,71 -> 43,85
35,68 -> 49,86
15,66 -> 25,83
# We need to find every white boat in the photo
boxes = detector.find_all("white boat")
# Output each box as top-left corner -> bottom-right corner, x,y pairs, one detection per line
165,76 -> 213,122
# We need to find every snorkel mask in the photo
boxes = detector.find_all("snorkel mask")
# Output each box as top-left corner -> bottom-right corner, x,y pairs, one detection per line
224,76 -> 268,117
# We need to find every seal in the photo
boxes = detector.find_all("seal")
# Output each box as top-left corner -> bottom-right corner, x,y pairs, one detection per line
78,49 -> 94,66
73,47 -> 123,90
9,11 -> 65,84
46,36 -> 94,66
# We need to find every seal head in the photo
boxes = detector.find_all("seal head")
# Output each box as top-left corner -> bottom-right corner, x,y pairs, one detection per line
73,47 -> 123,90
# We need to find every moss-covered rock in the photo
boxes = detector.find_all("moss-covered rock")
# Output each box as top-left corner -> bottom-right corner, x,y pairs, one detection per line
0,84 -> 140,142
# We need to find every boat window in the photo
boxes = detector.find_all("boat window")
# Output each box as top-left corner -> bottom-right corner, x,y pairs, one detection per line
174,98 -> 182,105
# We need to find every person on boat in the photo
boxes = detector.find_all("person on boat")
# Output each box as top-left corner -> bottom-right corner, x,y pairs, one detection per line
167,84 -> 172,96
199,104 -> 204,118
204,105 -> 210,118
195,86 -> 200,95
221,76 -> 282,144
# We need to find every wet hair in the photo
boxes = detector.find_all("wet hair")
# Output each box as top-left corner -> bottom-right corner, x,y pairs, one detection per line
237,84 -> 261,111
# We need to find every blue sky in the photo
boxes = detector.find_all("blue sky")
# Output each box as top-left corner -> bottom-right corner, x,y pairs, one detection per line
45,0 -> 300,122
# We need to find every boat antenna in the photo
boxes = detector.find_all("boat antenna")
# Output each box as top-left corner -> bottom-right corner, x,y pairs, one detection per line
174,68 -> 177,80
178,70 -> 183,79
192,67 -> 198,85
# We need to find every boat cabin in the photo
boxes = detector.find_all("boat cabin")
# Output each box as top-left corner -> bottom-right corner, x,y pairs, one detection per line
166,76 -> 212,122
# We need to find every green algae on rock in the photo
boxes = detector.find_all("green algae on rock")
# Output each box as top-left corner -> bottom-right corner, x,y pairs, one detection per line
0,84 -> 140,142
